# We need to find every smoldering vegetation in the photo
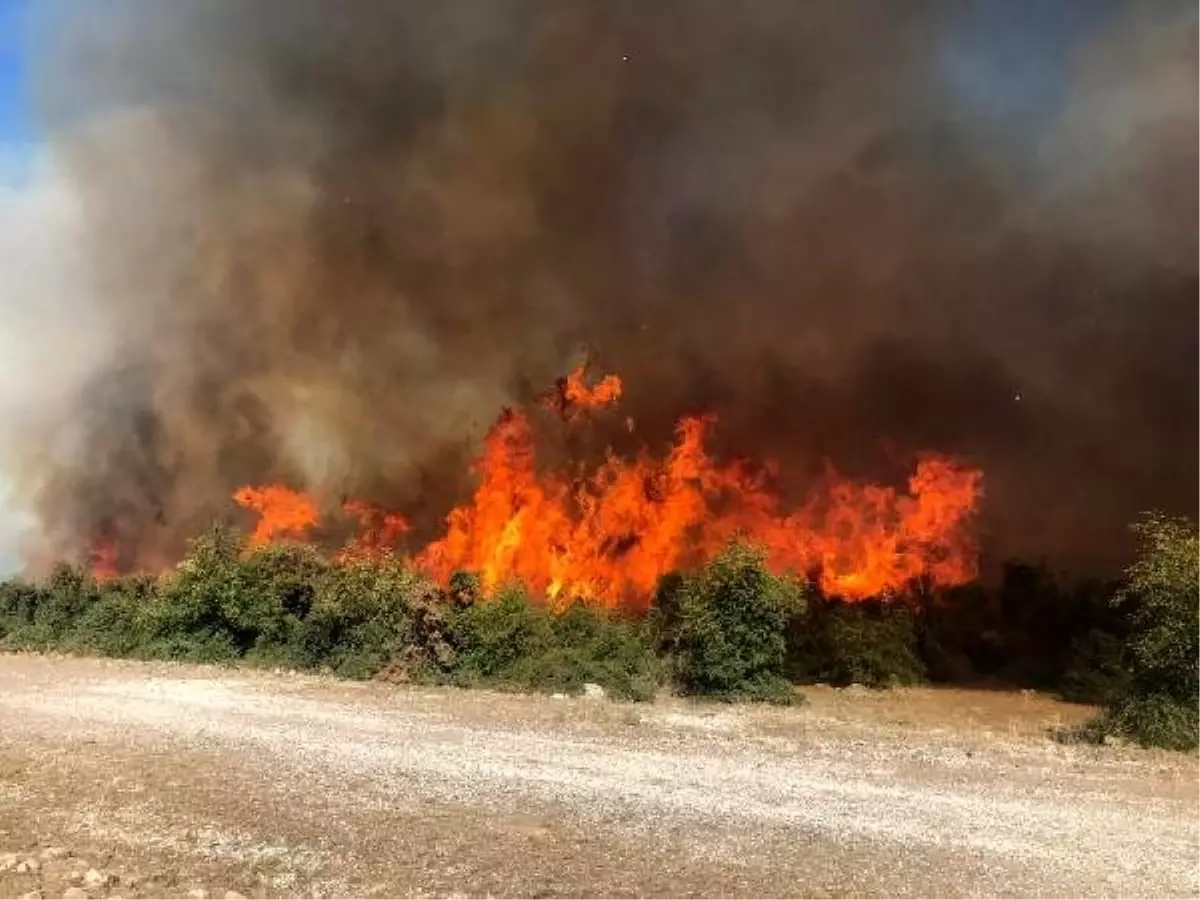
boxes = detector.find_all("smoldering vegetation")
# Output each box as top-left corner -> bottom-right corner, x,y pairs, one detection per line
0,0 -> 1195,576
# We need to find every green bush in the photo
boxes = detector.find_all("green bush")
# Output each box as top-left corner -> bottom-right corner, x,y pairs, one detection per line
0,577 -> 47,645
66,574 -> 160,657
304,556 -> 434,678
147,527 -> 328,664
5,512 -> 1190,735
238,543 -> 330,665
666,543 -> 803,703
0,534 -> 658,699
1088,513 -> 1199,750
790,598 -> 925,688
444,586 -> 659,700
446,584 -> 552,682
0,564 -> 102,650
1106,695 -> 1199,752
144,525 -> 251,661
539,602 -> 660,701
1118,514 -> 1199,701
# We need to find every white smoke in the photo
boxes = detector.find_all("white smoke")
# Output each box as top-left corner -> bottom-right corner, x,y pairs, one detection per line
0,152 -> 114,572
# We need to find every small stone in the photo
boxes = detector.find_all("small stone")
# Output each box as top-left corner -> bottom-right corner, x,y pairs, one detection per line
16,857 -> 40,874
549,693 -> 568,700
186,889 -> 209,899
223,892 -> 247,899
83,867 -> 107,889
0,853 -> 19,872
582,682 -> 606,700
38,847 -> 67,861
18,891 -> 42,900
63,889 -> 89,900
842,682 -> 868,695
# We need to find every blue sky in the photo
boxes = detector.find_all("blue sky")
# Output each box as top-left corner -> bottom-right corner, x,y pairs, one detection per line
0,0 -> 31,139
940,0 -> 1120,133
0,0 -> 34,182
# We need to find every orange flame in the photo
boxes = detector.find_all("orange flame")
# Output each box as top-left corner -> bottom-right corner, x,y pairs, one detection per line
89,540 -> 120,582
564,365 -> 622,411
337,499 -> 411,562
232,483 -> 319,546
541,364 -> 623,421
416,400 -> 981,608
232,367 -> 983,609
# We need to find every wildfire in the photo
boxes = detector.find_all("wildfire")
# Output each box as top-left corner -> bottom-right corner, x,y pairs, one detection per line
563,365 -> 622,413
226,366 -> 983,609
89,540 -> 120,582
541,364 -> 623,421
232,484 -> 320,546
337,499 -> 411,562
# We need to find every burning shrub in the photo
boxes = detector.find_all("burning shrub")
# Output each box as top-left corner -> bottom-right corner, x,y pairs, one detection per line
789,597 -> 926,688
665,543 -> 804,703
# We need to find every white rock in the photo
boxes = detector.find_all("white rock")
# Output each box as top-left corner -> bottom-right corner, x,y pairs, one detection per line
83,867 -> 107,889
18,890 -> 42,900
186,889 -> 209,899
38,847 -> 67,861
582,682 -> 607,700
550,693 -> 568,700
223,892 -> 248,899
15,857 -> 40,874
0,853 -> 19,872
63,889 -> 89,900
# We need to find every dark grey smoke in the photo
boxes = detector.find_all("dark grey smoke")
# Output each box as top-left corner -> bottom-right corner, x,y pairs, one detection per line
7,0 -> 1196,574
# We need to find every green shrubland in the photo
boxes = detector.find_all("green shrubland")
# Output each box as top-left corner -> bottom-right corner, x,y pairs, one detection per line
1,513 -> 1194,751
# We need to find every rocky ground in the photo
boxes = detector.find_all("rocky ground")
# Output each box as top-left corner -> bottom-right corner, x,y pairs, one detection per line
0,653 -> 1196,899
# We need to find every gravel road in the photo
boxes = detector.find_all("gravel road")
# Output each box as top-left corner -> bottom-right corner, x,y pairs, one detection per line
0,654 -> 1195,898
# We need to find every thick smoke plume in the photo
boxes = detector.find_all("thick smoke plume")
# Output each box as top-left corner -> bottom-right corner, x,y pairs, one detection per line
3,0 -> 1196,575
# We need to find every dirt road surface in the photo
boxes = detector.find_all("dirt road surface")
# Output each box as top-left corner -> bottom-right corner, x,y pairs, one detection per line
0,654 -> 1195,898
